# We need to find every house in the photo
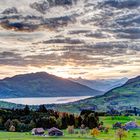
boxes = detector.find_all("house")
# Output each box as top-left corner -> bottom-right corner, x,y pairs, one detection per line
123,121 -> 140,130
113,122 -> 122,129
9,125 -> 16,132
31,128 -> 45,135
48,127 -> 63,136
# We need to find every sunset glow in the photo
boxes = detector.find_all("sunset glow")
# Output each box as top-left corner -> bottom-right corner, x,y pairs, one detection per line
0,0 -> 140,79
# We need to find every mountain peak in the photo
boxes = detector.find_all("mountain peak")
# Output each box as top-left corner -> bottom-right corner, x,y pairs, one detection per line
0,72 -> 101,98
3,72 -> 52,81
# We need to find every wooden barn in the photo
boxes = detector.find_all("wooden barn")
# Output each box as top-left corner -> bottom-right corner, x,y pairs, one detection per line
48,127 -> 63,136
31,128 -> 45,135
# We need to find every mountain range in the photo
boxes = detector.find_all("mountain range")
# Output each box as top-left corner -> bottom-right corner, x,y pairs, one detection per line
0,72 -> 101,98
0,72 -> 128,98
0,0 -> 140,111
69,77 -> 128,92
0,73 -> 139,113
49,75 -> 140,113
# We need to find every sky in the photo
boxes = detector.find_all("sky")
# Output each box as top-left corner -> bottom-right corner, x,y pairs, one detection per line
0,0 -> 140,79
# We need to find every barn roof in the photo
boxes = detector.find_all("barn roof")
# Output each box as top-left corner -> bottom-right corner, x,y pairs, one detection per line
48,127 -> 63,133
124,121 -> 139,129
32,128 -> 45,133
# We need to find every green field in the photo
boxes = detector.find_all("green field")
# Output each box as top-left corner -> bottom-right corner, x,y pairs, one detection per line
0,132 -> 96,140
0,116 -> 140,140
97,116 -> 140,140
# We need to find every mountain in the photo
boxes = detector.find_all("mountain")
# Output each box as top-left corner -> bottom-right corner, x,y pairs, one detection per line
0,72 -> 102,98
69,77 -> 128,92
0,75 -> 139,112
51,75 -> 140,113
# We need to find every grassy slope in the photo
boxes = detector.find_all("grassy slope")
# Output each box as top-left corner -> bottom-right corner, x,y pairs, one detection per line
97,116 -> 140,140
0,133 -> 95,140
0,101 -> 24,109
51,77 -> 140,113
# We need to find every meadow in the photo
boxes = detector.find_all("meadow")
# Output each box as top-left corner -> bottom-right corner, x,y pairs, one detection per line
0,116 -> 140,140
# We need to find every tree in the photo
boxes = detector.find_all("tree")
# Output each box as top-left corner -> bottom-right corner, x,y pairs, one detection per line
104,126 -> 109,133
91,128 -> 100,137
29,120 -> 36,129
80,110 -> 95,116
134,107 -> 137,116
0,117 -> 4,129
67,125 -> 74,134
80,128 -> 86,136
61,116 -> 68,129
49,116 -> 57,127
88,113 -> 99,129
38,105 -> 47,112
80,124 -> 85,129
4,119 -> 13,131
75,116 -> 82,128
85,127 -> 90,134
116,129 -> 127,140
23,105 -> 30,115
56,117 -> 62,129
77,116 -> 82,127
18,123 -> 28,132
80,124 -> 86,136
68,114 -> 75,126
12,119 -> 20,131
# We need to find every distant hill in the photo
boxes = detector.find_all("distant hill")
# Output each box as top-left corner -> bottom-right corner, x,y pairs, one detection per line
0,72 -> 101,98
69,77 -> 128,92
52,75 -> 140,113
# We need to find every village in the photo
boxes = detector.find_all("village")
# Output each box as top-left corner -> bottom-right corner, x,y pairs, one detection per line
29,119 -> 140,139
1,106 -> 140,140
0,116 -> 140,140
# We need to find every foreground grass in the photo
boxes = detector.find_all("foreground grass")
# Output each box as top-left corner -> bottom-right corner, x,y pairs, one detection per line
97,116 -> 140,140
0,131 -> 96,140
0,116 -> 140,140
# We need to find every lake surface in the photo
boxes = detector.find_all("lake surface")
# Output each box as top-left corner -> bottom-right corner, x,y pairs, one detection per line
0,96 -> 91,105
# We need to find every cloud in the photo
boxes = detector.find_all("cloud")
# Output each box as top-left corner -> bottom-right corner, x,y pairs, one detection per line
0,51 -> 24,66
101,0 -> 140,9
120,70 -> 129,73
68,30 -> 90,35
43,38 -> 84,44
85,31 -> 110,38
30,0 -> 77,14
0,14 -> 75,31
0,0 -> 140,79
2,7 -> 18,14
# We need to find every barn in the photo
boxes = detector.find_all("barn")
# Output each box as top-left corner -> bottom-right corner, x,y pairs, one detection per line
31,128 -> 45,135
48,127 -> 63,136
123,121 -> 140,130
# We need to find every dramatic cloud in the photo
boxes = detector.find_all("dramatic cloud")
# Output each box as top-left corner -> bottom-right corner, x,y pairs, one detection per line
0,0 -> 140,79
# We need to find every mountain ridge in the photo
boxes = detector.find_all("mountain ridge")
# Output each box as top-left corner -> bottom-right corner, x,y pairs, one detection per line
0,72 -> 102,98
49,75 -> 140,113
69,77 -> 128,92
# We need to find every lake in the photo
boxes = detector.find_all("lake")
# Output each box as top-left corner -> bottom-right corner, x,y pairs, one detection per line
0,96 -> 91,105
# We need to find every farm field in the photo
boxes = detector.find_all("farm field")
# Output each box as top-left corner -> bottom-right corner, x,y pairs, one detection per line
97,116 -> 140,140
0,132 -> 95,140
0,116 -> 140,140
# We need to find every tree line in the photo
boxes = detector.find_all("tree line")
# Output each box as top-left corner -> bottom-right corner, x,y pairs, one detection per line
0,105 -> 99,132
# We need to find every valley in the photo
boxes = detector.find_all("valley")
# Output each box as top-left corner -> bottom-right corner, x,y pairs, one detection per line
0,0 -> 140,140
50,76 -> 140,113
